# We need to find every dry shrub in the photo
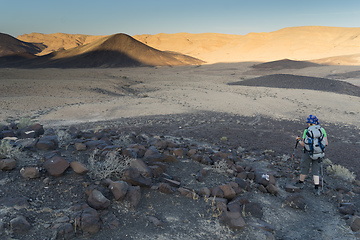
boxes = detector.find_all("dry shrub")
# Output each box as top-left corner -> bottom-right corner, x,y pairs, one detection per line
0,139 -> 22,159
17,117 -> 32,129
112,134 -> 133,148
326,164 -> 356,182
87,149 -> 133,180
55,129 -> 72,148
322,158 -> 332,166
212,159 -> 229,173
279,154 -> 290,162
220,137 -> 227,142
237,146 -> 246,153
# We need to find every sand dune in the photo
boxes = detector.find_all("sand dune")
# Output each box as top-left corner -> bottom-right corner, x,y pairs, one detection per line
17,32 -> 105,55
45,33 -> 204,67
0,33 -> 44,57
0,33 -> 204,68
133,26 -> 360,65
16,26 -> 360,65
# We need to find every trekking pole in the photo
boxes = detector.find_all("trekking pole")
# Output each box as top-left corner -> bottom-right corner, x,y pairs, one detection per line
321,159 -> 324,192
291,139 -> 299,161
289,139 -> 299,174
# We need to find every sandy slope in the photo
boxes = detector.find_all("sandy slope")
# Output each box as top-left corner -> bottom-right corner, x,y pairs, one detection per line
4,33 -> 203,68
133,26 -> 360,64
0,63 -> 358,129
16,26 -> 360,65
26,34 -> 204,68
0,33 -> 43,57
17,32 -> 106,55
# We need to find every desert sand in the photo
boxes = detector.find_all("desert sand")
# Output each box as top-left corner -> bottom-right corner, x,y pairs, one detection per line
133,26 -> 360,65
0,62 -> 359,129
17,26 -> 360,65
17,32 -> 106,55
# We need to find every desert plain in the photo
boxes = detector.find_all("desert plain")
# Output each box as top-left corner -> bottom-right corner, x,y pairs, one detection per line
0,60 -> 359,130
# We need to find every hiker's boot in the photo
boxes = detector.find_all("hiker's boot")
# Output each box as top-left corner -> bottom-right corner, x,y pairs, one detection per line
294,180 -> 305,189
313,186 -> 321,196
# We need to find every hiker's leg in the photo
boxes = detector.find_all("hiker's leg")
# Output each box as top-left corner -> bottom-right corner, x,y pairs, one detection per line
313,175 -> 321,195
300,174 -> 306,181
296,152 -> 311,188
299,152 -> 311,181
311,159 -> 321,183
295,174 -> 306,188
313,175 -> 320,185
311,159 -> 321,195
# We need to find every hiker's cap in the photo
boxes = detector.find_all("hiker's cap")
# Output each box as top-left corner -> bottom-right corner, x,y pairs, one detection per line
306,115 -> 319,125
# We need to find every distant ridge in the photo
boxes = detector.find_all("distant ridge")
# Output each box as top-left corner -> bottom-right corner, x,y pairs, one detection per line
133,26 -> 360,65
0,33 -> 204,68
0,33 -> 44,57
3,26 -> 360,66
16,26 -> 360,65
17,32 -> 105,56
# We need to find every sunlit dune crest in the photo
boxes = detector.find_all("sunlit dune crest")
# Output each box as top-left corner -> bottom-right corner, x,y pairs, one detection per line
2,26 -> 360,66
46,33 -> 204,67
133,26 -> 360,65
1,33 -> 204,67
17,32 -> 106,55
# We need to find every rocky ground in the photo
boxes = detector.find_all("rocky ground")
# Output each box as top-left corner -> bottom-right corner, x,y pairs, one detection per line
1,111 -> 360,240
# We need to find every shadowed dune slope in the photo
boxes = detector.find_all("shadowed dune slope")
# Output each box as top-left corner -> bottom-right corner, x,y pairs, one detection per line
13,26 -> 360,65
1,33 -> 204,68
17,32 -> 106,55
251,59 -> 322,70
229,74 -> 360,97
0,33 -> 44,57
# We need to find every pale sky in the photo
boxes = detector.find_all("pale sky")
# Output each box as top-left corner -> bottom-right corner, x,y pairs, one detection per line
1,0 -> 360,37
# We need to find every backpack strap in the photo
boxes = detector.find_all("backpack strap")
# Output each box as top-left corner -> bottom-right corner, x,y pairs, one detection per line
305,128 -> 315,154
306,128 -> 312,138
318,128 -> 326,152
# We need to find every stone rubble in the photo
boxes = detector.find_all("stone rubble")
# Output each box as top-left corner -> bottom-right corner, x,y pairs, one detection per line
0,120 -> 359,239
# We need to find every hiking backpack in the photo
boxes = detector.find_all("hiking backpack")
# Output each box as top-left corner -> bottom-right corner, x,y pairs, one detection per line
304,125 -> 326,160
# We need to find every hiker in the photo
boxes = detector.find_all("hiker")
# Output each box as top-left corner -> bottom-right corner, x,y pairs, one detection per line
295,115 -> 328,195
